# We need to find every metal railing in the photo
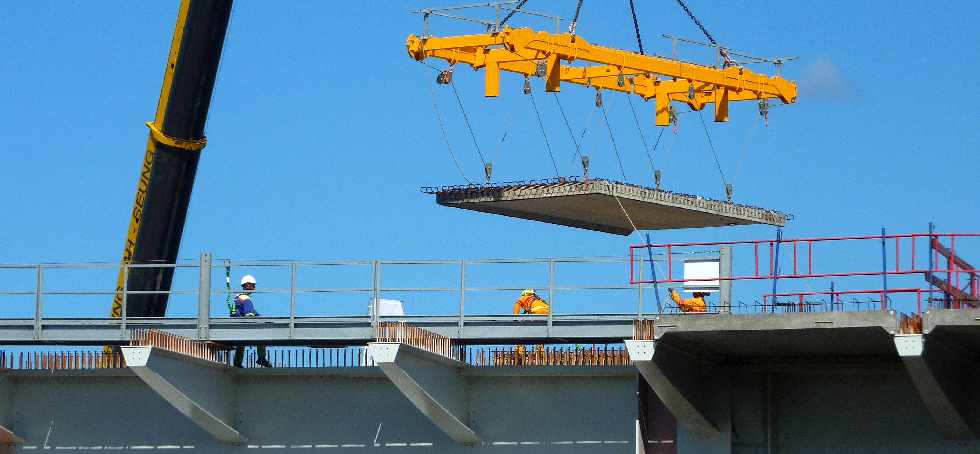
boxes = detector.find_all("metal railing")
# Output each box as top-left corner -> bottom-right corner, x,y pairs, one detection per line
0,255 -> 648,341
630,232 -> 980,316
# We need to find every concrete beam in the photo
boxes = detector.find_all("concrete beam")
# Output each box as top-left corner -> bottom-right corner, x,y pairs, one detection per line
121,346 -> 244,443
368,342 -> 479,444
0,373 -> 24,445
626,340 -> 719,438
894,335 -> 976,439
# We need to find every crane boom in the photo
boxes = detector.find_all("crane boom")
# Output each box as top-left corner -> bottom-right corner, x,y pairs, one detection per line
407,27 -> 797,125
110,0 -> 233,319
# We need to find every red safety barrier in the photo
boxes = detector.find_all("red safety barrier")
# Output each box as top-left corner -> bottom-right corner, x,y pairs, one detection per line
630,232 -> 980,312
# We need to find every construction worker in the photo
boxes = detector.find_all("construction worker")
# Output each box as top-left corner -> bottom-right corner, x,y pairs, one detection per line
513,288 -> 550,315
231,275 -> 272,368
669,288 -> 708,313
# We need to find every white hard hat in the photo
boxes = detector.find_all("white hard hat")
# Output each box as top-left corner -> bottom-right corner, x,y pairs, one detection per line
240,275 -> 256,286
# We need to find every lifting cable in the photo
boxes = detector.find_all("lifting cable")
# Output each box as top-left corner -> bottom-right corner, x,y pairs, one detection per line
696,110 -> 728,190
626,95 -> 662,179
529,90 -> 561,177
429,84 -> 475,184
600,101 -> 629,181
449,80 -> 489,169
553,93 -> 596,164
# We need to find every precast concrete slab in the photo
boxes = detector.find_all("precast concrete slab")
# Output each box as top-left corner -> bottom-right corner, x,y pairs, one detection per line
423,179 -> 789,235
648,311 -> 901,358
923,308 -> 980,354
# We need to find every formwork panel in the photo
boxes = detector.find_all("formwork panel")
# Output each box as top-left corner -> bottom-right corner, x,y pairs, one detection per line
424,179 -> 789,235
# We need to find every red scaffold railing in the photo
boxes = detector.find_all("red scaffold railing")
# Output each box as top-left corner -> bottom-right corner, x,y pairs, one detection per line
629,232 -> 980,314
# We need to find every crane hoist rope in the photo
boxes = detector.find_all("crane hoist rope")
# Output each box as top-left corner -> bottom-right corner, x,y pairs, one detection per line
527,88 -> 560,177
600,101 -> 628,182
428,82 -> 474,184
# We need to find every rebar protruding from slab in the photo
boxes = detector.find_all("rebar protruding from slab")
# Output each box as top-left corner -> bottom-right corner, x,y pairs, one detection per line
376,322 -> 462,362
0,350 -> 126,370
476,344 -> 628,366
633,319 -> 657,340
899,313 -> 923,335
130,329 -> 231,365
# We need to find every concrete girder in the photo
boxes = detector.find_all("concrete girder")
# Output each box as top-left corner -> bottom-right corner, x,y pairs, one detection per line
894,334 -> 978,439
121,346 -> 244,443
368,342 -> 480,444
0,373 -> 24,445
626,340 -> 719,438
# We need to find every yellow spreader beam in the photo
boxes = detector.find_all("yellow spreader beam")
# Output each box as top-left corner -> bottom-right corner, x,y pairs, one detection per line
407,27 -> 797,125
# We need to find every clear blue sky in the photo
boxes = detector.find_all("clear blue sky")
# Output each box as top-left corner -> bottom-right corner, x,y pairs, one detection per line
1,1 -> 978,317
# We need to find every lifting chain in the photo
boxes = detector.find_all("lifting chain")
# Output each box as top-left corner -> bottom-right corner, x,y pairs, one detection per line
568,0 -> 585,36
628,0 -> 644,55
669,106 -> 679,134
673,0 -> 734,67
758,99 -> 770,127
497,0 -> 529,30
595,89 -> 603,108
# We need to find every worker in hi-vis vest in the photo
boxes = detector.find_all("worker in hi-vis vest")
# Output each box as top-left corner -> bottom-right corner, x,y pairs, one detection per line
669,288 -> 708,313
514,288 -> 551,315
231,275 -> 272,368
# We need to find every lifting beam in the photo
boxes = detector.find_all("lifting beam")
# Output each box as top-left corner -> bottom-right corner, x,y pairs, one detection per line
407,27 -> 797,125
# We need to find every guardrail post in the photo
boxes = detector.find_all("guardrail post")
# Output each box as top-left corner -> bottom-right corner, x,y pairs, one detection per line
289,262 -> 297,339
720,246 -> 733,313
547,259 -> 555,337
197,253 -> 212,340
371,261 -> 380,329
33,265 -> 43,341
121,264 -> 129,338
458,260 -> 465,337
636,256 -> 644,319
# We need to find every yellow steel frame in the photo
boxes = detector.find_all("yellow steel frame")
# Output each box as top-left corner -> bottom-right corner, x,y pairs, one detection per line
407,27 -> 797,125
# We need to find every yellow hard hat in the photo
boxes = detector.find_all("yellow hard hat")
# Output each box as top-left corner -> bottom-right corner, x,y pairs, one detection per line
521,288 -> 536,296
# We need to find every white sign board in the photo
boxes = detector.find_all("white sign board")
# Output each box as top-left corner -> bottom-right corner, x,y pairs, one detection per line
683,259 -> 720,292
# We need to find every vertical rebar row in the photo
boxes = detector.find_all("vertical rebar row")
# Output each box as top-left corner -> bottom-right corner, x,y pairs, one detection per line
633,319 -> 656,340
471,344 -> 628,367
129,328 -> 230,364
375,322 -> 460,361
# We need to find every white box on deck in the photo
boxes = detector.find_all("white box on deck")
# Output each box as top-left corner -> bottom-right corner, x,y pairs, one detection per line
369,298 -> 405,316
683,259 -> 720,293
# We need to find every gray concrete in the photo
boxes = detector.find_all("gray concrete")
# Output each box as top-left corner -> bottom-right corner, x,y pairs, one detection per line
428,179 -> 788,235
627,340 -> 719,438
3,367 -> 636,453
0,372 -> 24,445
121,346 -> 243,443
369,343 -> 479,444
895,334 -> 979,439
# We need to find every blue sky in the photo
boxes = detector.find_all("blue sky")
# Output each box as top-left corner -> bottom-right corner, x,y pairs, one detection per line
1,1 -> 978,317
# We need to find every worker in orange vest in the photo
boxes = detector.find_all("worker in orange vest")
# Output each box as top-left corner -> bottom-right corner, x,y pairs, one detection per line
669,288 -> 708,313
514,288 -> 550,315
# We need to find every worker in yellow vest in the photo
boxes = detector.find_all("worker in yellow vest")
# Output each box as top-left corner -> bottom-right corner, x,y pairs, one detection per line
513,288 -> 550,315
669,288 -> 708,313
